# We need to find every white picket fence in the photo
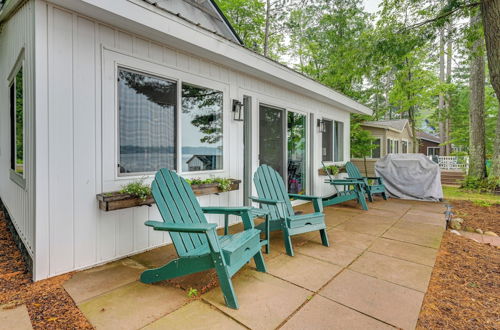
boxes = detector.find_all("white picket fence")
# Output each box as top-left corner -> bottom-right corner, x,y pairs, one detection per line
429,155 -> 469,171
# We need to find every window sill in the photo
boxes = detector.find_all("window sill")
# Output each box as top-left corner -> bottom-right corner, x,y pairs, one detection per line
97,179 -> 241,211
9,169 -> 26,190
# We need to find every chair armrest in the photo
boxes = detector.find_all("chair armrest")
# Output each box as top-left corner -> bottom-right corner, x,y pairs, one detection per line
201,206 -> 253,215
145,221 -> 217,233
289,194 -> 323,213
328,179 -> 363,186
288,194 -> 321,201
249,196 -> 284,205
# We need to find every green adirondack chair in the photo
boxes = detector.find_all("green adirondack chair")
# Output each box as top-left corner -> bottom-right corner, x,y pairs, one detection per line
345,161 -> 388,202
140,168 -> 267,309
251,165 -> 329,256
321,162 -> 369,211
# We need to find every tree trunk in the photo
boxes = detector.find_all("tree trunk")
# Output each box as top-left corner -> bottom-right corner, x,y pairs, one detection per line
481,0 -> 500,177
468,14 -> 486,179
363,156 -> 368,176
264,0 -> 271,57
438,27 -> 446,156
445,23 -> 453,155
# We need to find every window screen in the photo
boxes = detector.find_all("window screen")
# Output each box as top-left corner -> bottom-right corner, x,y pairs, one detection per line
10,67 -> 24,176
372,139 -> 381,158
322,119 -> 333,161
334,121 -> 344,162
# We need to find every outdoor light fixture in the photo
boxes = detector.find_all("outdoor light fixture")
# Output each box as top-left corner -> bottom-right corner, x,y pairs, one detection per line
317,119 -> 326,133
232,99 -> 244,121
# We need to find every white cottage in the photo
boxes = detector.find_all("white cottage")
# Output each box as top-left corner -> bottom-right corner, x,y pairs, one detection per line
0,0 -> 372,281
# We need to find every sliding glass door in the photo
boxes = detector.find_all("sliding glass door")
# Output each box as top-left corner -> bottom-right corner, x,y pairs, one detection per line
259,105 -> 307,194
259,105 -> 285,177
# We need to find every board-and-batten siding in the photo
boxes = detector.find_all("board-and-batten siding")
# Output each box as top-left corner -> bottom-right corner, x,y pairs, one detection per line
36,3 -> 350,279
0,2 -> 35,257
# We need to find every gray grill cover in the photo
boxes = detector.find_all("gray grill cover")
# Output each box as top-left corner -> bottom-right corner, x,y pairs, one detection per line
375,154 -> 443,201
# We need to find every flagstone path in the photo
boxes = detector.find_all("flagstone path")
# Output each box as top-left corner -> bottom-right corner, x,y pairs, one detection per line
63,199 -> 446,329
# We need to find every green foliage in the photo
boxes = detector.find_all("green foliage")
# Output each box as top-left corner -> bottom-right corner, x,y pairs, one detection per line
120,179 -> 151,201
185,177 -> 233,192
350,115 -> 376,158
187,287 -> 198,298
323,165 -> 339,176
460,175 -> 500,193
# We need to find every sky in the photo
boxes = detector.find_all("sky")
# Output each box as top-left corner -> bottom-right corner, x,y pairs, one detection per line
363,0 -> 383,14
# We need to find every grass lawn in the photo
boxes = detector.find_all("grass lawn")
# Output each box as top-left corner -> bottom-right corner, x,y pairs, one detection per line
442,185 -> 500,205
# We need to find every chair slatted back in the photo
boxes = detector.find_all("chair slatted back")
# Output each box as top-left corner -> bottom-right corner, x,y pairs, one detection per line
253,165 -> 295,220
345,162 -> 362,179
151,168 -> 208,256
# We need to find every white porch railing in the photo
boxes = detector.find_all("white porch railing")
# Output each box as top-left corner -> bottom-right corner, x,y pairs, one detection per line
429,155 -> 469,171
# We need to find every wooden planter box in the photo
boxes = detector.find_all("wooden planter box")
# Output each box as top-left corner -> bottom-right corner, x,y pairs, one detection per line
318,168 -> 345,176
97,179 -> 241,211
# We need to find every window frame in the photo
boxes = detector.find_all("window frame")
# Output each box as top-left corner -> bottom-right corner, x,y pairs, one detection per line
108,51 -> 230,183
401,139 -> 409,153
7,53 -> 26,189
427,147 -> 440,156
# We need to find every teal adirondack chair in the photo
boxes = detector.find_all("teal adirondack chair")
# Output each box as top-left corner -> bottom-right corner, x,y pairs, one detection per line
345,161 -> 388,202
140,169 -> 267,309
251,165 -> 329,256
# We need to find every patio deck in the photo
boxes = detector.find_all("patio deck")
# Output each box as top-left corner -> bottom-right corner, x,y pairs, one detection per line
63,198 -> 446,329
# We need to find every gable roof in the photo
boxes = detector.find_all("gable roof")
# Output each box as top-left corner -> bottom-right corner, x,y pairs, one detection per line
143,0 -> 242,44
416,131 -> 440,143
362,119 -> 412,136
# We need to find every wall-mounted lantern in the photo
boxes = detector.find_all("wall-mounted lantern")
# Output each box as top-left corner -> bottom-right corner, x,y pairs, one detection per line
317,119 -> 326,133
232,99 -> 244,121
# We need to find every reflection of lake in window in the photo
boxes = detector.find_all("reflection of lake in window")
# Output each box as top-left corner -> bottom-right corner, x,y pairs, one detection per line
182,83 -> 223,172
118,68 -> 177,174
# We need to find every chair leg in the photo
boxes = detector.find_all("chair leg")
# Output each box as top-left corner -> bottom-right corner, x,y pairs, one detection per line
282,225 -> 294,257
367,191 -> 374,202
253,250 -> 267,273
358,191 -> 369,211
382,192 -> 388,200
214,264 -> 239,309
320,229 -> 330,247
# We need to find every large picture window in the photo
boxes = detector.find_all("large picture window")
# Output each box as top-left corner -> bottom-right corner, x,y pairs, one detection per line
334,121 -> 344,162
10,66 -> 24,178
322,119 -> 333,162
181,83 -> 223,172
118,68 -> 177,174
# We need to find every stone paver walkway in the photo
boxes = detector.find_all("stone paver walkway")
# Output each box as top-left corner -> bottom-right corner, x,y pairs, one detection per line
63,199 -> 446,329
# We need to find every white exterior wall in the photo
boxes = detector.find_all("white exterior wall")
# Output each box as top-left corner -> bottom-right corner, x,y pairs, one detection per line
30,2 -> 351,280
0,1 -> 36,257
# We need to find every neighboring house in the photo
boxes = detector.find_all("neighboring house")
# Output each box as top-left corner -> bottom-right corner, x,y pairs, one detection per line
186,155 -> 222,172
351,119 -> 413,176
0,0 -> 372,280
416,131 -> 441,156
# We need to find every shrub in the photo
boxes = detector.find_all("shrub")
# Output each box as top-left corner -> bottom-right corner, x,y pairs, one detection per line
323,165 -> 340,176
460,176 -> 500,193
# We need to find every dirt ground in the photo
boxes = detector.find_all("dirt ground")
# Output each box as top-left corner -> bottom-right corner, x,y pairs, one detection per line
417,201 -> 500,329
451,200 -> 500,233
0,215 -> 92,329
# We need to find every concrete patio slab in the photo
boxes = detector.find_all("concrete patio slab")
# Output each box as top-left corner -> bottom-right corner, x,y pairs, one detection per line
142,300 -> 245,330
369,238 -> 438,267
327,229 -> 377,250
63,258 -> 146,304
320,270 -> 424,329
399,213 -> 446,229
407,202 -> 445,214
296,240 -> 365,266
383,223 -> 444,249
0,304 -> 32,330
335,219 -> 392,236
203,269 -> 310,330
266,253 -> 342,291
129,245 -> 178,268
349,252 -> 433,292
79,281 -> 187,330
281,295 -> 394,330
